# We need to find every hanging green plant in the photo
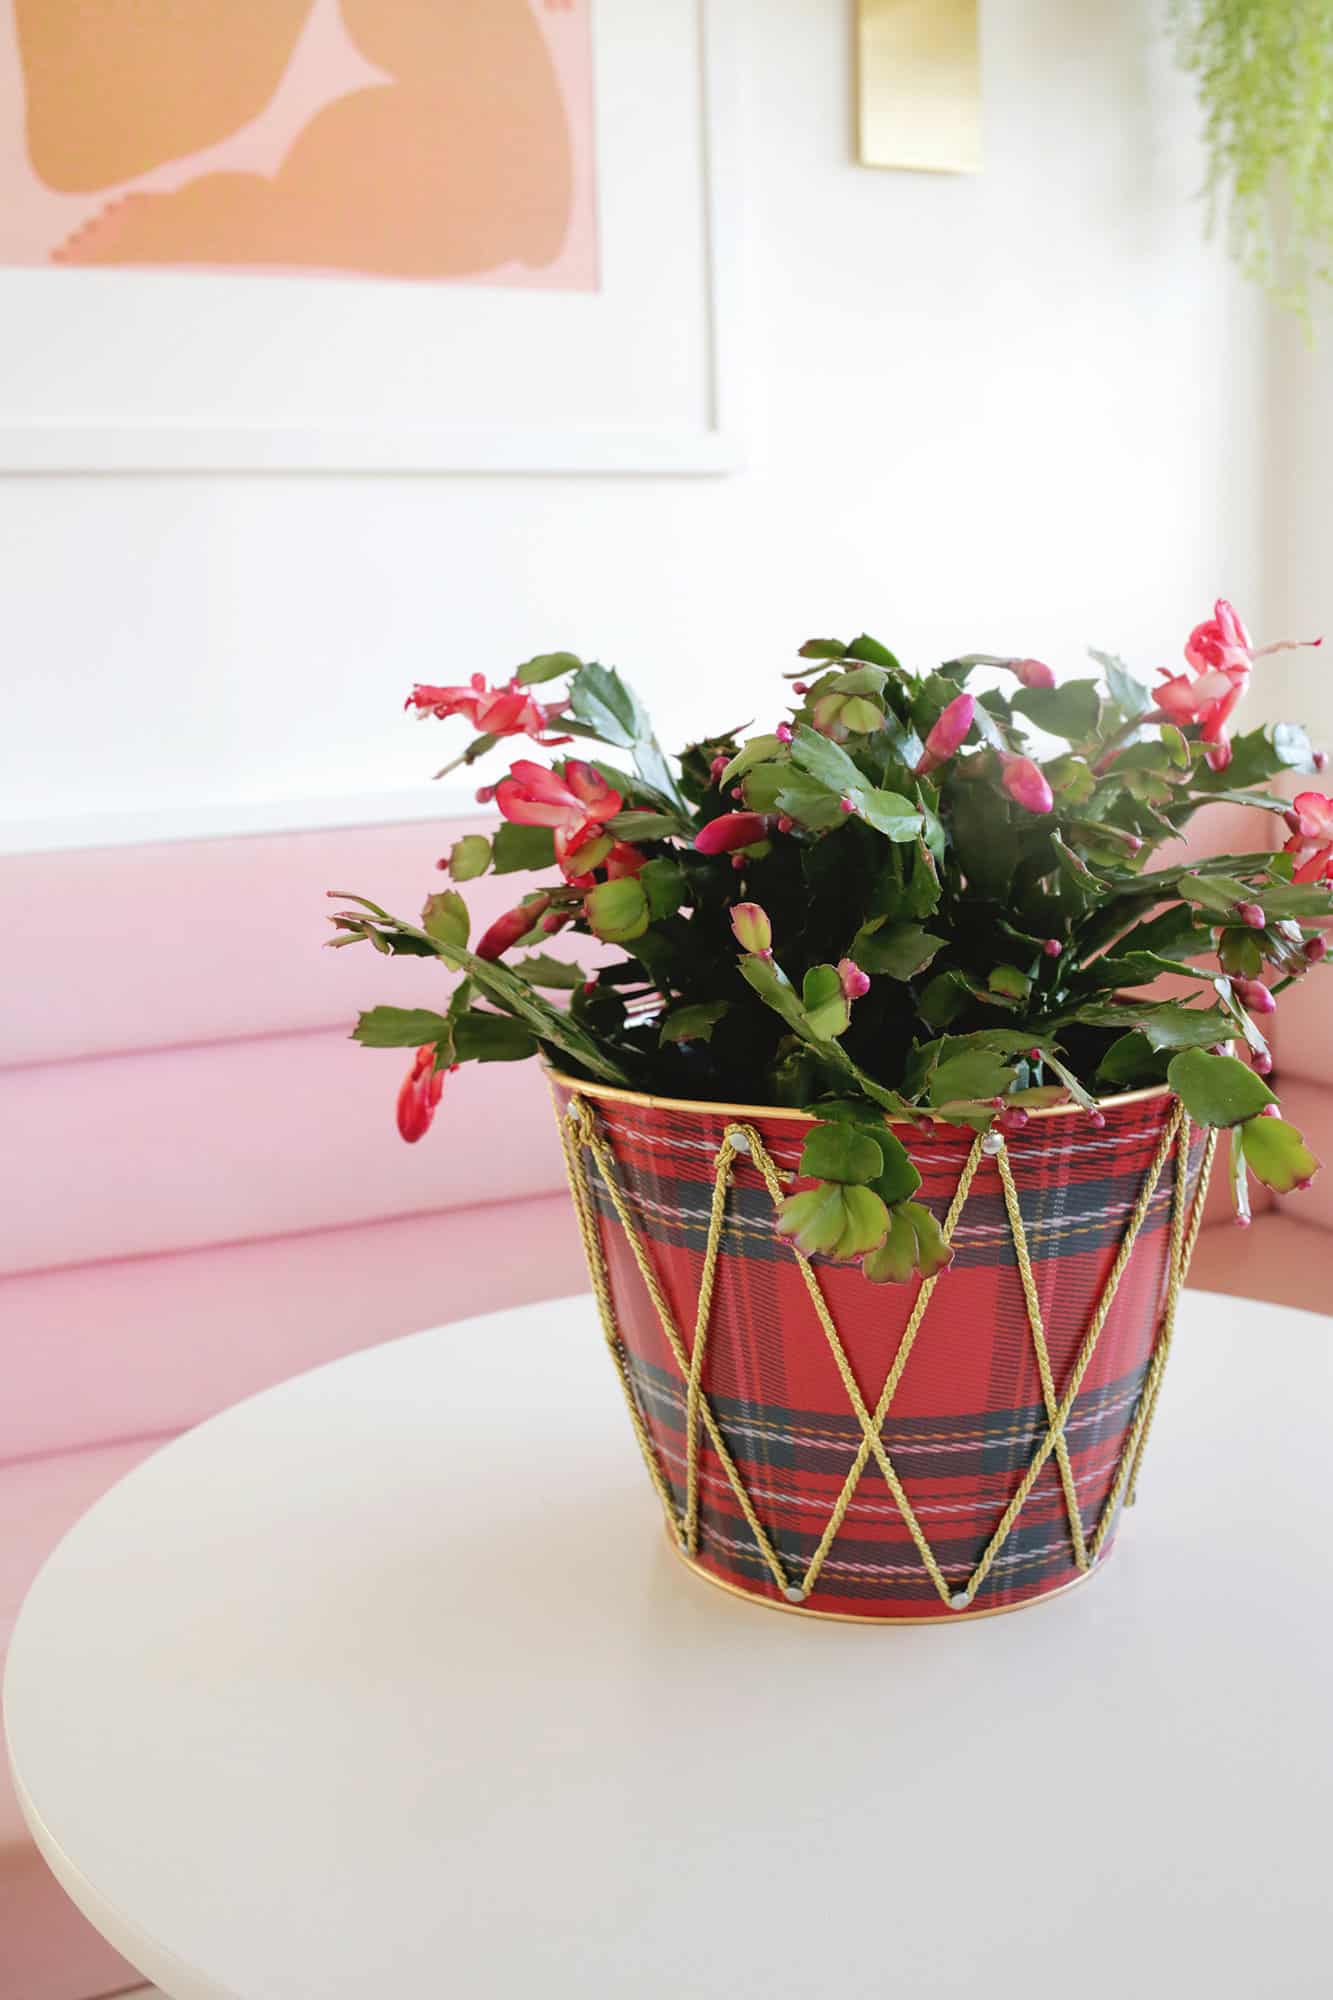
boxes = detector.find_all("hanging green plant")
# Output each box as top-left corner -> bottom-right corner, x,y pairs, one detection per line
1170,1 -> 1333,311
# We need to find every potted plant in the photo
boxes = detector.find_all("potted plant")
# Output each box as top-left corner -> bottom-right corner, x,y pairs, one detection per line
331,601 -> 1330,1621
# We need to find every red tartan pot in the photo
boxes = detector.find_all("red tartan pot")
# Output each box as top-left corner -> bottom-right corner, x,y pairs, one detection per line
551,1073 -> 1212,1623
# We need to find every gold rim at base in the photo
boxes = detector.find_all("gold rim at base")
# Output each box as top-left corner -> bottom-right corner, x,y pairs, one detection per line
667,1529 -> 1109,1626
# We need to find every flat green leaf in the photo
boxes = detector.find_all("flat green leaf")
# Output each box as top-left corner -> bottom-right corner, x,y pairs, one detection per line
1090,648 -> 1151,720
1238,1114 -> 1319,1193
802,964 -> 844,1012
1011,679 -> 1103,741
929,1049 -> 1018,1105
988,964 -> 1032,1000
568,661 -> 645,748
716,734 -> 784,789
491,823 -> 556,874
659,1000 -> 730,1044
639,858 -> 687,920
508,953 -> 586,989
870,1130 -> 922,1206
451,1012 -> 538,1062
516,650 -> 581,685
586,877 -> 650,944
1167,1048 -> 1278,1126
421,890 -> 470,949
776,1182 -> 889,1259
1096,1031 -> 1165,1087
774,772 -> 846,830
850,921 -> 945,980
863,1202 -> 953,1284
789,723 -> 864,797
845,633 -> 902,669
1068,1001 -> 1229,1052
857,786 -> 923,842
448,834 -> 492,882
823,665 -> 888,697
352,1006 -> 454,1050
604,810 -> 685,841
918,969 -> 970,1030
798,638 -> 849,661
799,1122 -> 885,1185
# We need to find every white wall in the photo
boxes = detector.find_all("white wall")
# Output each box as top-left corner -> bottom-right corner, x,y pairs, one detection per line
0,0 -> 1267,849
1257,304 -> 1333,742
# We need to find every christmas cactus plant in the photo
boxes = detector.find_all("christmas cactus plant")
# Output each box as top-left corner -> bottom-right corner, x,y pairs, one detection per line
331,602 -> 1331,1281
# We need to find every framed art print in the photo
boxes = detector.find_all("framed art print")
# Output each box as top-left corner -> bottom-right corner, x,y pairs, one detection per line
0,0 -> 734,471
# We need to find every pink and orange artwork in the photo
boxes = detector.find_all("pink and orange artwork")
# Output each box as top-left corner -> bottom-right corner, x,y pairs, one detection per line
0,0 -> 599,287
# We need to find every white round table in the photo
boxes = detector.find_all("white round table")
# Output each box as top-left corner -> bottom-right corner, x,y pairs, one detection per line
5,1291 -> 1331,2000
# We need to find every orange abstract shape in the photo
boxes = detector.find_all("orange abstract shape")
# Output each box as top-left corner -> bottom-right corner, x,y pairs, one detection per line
45,0 -> 575,279
16,0 -> 313,192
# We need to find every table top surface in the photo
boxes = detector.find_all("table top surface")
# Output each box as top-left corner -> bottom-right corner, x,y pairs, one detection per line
5,1289 -> 1331,2000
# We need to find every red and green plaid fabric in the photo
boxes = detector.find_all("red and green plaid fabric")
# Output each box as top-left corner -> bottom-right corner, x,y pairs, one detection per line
555,1082 -> 1204,1620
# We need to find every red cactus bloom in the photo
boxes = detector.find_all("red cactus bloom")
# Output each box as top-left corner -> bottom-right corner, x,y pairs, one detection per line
396,1044 -> 444,1143
1233,976 -> 1277,1016
914,692 -> 975,776
1000,754 -> 1054,814
1156,600 -> 1321,774
1010,658 -> 1056,689
475,894 -> 552,961
495,758 -> 621,835
405,674 -> 569,745
604,842 -> 647,879
695,812 -> 771,854
1283,792 -> 1333,884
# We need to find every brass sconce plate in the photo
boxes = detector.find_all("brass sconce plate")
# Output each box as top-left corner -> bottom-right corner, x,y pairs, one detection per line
856,0 -> 981,175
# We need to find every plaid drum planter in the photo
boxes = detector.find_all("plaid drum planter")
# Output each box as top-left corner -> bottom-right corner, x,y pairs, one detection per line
552,1075 -> 1216,1623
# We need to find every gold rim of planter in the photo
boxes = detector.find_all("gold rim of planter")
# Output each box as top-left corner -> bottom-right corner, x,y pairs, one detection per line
545,1067 -> 1174,1126
667,1531 -> 1104,1625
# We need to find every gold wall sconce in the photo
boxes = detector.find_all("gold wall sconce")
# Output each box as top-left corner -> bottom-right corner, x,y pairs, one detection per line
856,0 -> 981,175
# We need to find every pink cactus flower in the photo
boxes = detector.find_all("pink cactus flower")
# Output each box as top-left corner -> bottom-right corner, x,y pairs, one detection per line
396,1044 -> 445,1144
1011,658 -> 1056,689
1283,792 -> 1333,884
914,692 -> 976,776
405,674 -> 569,746
1155,600 -> 1321,774
495,759 -> 622,881
730,903 -> 773,954
695,811 -> 771,855
604,843 -> 646,879
837,957 -> 871,1000
475,894 -> 552,961
1000,754 -> 1054,814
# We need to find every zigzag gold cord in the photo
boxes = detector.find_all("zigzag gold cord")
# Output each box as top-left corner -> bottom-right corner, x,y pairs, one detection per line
563,1098 -> 792,1595
995,1143 -> 1091,1571
951,1105 -> 1185,1607
558,1085 -> 1212,1615
743,1123 -> 986,1606
1122,1122 -> 1218,1511
555,1088 -> 681,1533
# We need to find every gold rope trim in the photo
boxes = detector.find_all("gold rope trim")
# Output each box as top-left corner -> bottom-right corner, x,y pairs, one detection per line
558,1087 -> 1212,1614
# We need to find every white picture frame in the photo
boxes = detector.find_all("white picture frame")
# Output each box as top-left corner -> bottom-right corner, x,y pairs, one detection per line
0,0 -> 736,474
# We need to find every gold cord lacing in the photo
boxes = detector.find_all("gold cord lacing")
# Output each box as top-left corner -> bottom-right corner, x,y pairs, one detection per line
554,1083 -> 1215,1613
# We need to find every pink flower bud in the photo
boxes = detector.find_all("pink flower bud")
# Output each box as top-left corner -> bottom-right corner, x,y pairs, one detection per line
1305,934 -> 1329,963
1235,1212 -> 1252,1229
582,979 -> 598,997
837,957 -> 871,1001
1012,657 -> 1056,689
1252,1050 -> 1274,1075
1124,834 -> 1144,854
1258,1103 -> 1281,1118
1205,739 -> 1233,774
1296,1175 -> 1316,1191
731,854 -> 747,871
1088,1109 -> 1107,1128
775,722 -> 794,745
777,814 -> 795,834
1316,749 -> 1329,773
1028,1047 -> 1043,1062
839,795 -> 858,815
792,681 -> 809,695
1000,754 -> 1055,814
998,1107 -> 1029,1133
475,785 -> 495,804
914,692 -> 975,775
1042,938 -> 1063,958
1236,902 -> 1266,929
1234,977 -> 1277,1015
730,786 -> 745,801
709,755 -> 730,784
730,902 -> 773,955
695,812 -> 770,854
